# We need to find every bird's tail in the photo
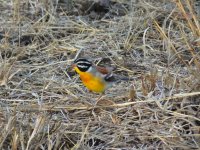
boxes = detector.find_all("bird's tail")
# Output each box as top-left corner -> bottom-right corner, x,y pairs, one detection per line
114,75 -> 138,81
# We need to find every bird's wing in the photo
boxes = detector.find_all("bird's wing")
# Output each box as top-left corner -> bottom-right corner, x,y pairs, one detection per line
96,66 -> 113,75
95,65 -> 116,82
104,73 -> 116,82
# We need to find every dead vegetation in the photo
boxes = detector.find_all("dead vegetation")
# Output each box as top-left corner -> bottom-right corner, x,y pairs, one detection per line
0,0 -> 200,149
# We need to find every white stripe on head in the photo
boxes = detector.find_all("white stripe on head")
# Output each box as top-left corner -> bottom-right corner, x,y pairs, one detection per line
77,61 -> 92,65
77,64 -> 89,68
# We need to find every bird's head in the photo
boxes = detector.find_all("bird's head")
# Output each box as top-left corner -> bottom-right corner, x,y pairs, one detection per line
72,58 -> 93,72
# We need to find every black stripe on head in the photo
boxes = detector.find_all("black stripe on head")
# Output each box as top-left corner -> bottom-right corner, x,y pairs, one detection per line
74,58 -> 92,72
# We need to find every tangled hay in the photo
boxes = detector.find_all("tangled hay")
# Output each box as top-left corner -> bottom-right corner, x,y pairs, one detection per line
0,0 -> 200,149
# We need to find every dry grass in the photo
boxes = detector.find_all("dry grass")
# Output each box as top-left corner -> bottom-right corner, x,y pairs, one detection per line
0,0 -> 200,149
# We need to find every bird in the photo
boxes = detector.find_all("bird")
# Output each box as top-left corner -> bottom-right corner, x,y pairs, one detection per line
72,58 -> 116,93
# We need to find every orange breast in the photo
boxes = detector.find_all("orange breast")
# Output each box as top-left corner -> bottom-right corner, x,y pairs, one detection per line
79,72 -> 106,93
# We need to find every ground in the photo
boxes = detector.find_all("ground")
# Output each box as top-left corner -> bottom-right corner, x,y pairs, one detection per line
0,0 -> 200,149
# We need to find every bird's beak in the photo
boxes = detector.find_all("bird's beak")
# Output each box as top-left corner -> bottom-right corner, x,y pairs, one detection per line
72,64 -> 76,69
